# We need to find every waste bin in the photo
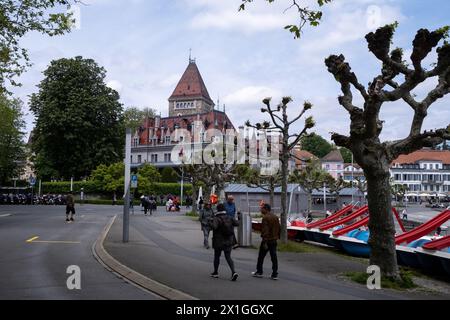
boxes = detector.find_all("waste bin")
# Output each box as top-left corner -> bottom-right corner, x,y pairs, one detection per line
238,212 -> 252,247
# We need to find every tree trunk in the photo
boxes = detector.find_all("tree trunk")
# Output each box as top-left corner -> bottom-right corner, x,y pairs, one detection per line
280,154 -> 289,244
269,188 -> 274,209
307,192 -> 312,214
366,169 -> 400,279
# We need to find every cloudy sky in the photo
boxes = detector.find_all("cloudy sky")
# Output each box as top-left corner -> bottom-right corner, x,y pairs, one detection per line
11,0 -> 450,143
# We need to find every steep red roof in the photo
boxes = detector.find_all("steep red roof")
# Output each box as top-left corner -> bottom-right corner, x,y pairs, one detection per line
392,150 -> 450,165
169,61 -> 213,103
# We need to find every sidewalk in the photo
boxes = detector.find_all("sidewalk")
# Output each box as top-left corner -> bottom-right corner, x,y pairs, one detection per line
101,210 -> 450,300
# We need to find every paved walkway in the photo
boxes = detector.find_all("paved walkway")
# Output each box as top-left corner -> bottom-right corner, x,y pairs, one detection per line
103,209 -> 450,300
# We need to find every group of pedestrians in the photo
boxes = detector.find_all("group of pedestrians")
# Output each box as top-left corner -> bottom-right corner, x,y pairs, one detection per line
141,195 -> 157,215
199,196 -> 281,282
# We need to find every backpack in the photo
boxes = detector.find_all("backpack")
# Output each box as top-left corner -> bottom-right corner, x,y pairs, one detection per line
219,216 -> 235,237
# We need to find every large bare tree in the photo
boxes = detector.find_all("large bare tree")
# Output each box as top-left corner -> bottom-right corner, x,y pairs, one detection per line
246,97 -> 314,243
325,24 -> 450,278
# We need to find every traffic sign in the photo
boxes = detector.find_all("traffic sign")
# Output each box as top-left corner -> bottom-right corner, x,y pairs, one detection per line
131,174 -> 138,189
29,176 -> 36,186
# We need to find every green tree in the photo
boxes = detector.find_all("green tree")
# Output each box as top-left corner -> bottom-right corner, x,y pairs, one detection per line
0,0 -> 77,93
30,56 -> 124,180
0,94 -> 26,183
299,133 -> 332,158
161,167 -> 178,183
325,25 -> 450,278
290,159 -> 329,213
123,107 -> 156,132
339,147 -> 353,163
90,162 -> 124,194
137,163 -> 161,194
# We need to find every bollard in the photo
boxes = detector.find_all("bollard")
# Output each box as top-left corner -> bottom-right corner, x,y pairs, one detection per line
238,212 -> 252,247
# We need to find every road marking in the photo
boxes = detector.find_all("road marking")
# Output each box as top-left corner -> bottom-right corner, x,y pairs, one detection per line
33,240 -> 81,244
26,236 -> 80,244
26,236 -> 39,243
0,214 -> 12,218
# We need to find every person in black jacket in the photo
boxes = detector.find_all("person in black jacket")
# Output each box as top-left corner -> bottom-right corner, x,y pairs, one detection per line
209,203 -> 239,281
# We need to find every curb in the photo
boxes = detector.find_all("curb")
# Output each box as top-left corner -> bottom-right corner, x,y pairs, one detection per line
92,215 -> 197,300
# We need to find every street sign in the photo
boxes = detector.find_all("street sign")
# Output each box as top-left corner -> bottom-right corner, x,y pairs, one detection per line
29,176 -> 36,187
131,174 -> 138,189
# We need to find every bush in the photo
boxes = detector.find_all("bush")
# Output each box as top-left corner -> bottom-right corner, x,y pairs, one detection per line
42,181 -> 97,194
41,181 -> 192,197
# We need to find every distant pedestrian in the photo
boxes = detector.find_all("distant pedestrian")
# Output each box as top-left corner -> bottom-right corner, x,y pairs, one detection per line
210,203 -> 239,281
112,192 -> 117,206
402,208 -> 408,220
65,192 -> 76,222
199,202 -> 214,249
198,197 -> 204,210
252,204 -> 280,280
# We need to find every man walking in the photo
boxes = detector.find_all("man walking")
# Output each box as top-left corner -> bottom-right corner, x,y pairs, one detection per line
252,204 -> 280,280
65,192 -> 76,222
199,201 -> 214,249
210,203 -> 239,281
224,196 -> 239,249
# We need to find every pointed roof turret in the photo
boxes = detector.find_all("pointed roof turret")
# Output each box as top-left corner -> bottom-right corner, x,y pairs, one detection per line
169,61 -> 214,105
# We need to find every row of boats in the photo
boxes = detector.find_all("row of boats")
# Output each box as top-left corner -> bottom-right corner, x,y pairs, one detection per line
252,204 -> 450,278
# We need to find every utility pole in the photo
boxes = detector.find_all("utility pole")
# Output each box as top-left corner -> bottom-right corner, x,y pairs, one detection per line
123,128 -> 131,243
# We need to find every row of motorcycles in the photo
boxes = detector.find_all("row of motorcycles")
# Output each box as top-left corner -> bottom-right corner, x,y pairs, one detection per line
0,194 -> 67,205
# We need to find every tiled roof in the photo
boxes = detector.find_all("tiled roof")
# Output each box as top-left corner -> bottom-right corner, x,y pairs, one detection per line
169,61 -> 213,103
137,110 -> 234,145
321,149 -> 344,162
392,150 -> 450,165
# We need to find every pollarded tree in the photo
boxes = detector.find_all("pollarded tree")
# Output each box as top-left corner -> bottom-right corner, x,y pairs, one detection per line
290,158 -> 329,214
325,24 -> 450,278
246,97 -> 314,243
238,165 -> 282,208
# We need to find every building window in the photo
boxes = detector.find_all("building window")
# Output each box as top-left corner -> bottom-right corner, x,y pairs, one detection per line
151,154 -> 158,163
138,155 -> 142,163
165,136 -> 171,145
164,153 -> 171,163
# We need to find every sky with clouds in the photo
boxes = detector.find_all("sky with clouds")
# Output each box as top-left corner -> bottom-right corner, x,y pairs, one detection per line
11,0 -> 450,143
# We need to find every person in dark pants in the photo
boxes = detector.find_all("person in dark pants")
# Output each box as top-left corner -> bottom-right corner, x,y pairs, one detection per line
199,202 -> 214,249
252,204 -> 280,280
210,203 -> 239,281
65,192 -> 76,222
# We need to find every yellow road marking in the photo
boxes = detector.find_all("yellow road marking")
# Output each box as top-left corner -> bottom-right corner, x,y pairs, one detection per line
26,236 -> 39,243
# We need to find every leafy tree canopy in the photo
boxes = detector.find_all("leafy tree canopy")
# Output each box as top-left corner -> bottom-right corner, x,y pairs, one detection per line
0,0 -> 78,93
123,106 -> 156,133
299,132 -> 332,158
0,94 -> 26,184
30,56 -> 124,180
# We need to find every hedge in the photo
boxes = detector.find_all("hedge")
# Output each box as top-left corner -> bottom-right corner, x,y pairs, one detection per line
42,181 -> 192,196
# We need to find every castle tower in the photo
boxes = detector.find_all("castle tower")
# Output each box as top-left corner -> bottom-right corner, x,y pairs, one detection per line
168,59 -> 215,117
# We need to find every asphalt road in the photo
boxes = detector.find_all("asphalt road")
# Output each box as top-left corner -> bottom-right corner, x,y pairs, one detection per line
0,205 -> 160,300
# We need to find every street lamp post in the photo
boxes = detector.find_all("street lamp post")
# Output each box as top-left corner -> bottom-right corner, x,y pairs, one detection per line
123,128 -> 132,243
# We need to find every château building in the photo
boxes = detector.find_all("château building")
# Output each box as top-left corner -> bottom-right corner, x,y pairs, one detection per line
130,59 -> 235,168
